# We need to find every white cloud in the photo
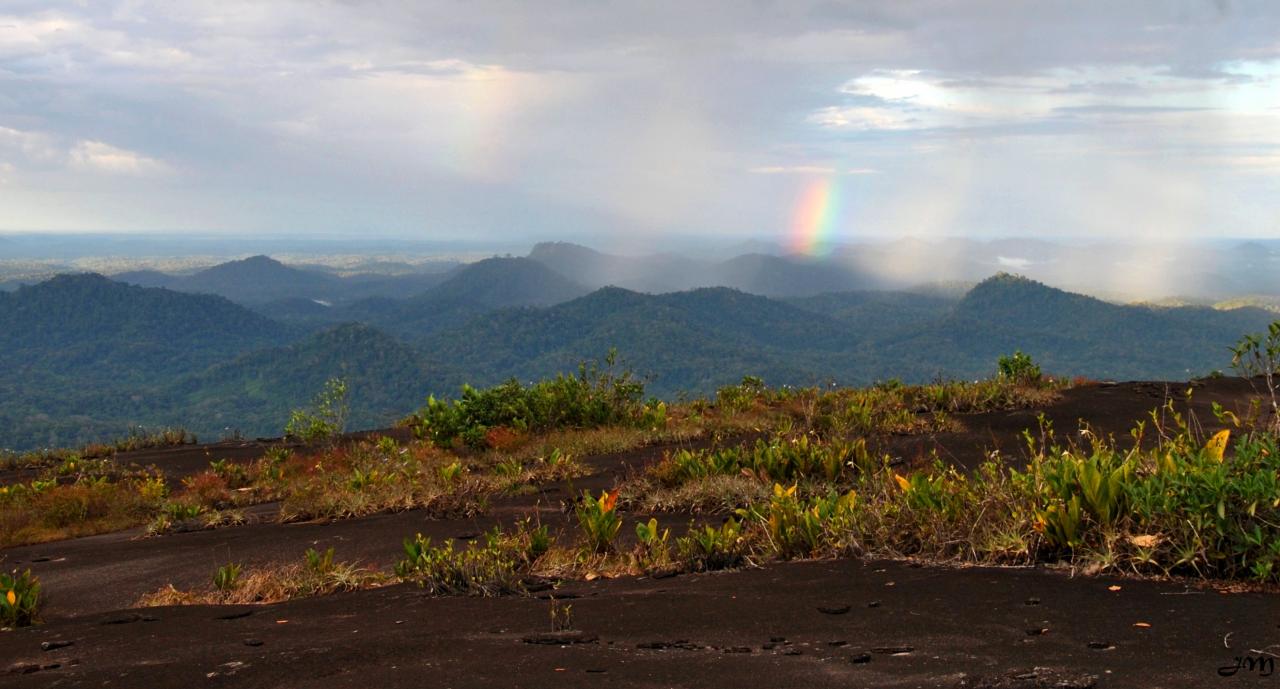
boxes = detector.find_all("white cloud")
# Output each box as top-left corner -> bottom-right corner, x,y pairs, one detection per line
68,140 -> 168,175
748,165 -> 837,174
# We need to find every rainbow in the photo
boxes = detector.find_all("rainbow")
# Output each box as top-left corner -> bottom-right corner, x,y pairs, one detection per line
786,176 -> 841,256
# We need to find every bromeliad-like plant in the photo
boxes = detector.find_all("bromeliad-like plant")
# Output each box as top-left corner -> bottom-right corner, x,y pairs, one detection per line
634,517 -> 671,568
576,490 -> 622,553
213,562 -> 242,593
676,517 -> 746,571
394,531 -> 525,596
739,484 -> 857,559
0,569 -> 41,627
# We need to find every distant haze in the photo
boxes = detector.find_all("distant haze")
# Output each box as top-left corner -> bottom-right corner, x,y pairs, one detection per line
2,235 -> 1278,304
1,2 -> 1279,247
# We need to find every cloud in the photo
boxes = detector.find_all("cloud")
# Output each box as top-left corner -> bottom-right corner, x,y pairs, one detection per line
68,140 -> 169,175
748,165 -> 880,175
1,1 -> 1280,239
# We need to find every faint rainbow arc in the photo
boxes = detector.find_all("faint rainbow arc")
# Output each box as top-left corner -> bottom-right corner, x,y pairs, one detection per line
787,176 -> 841,257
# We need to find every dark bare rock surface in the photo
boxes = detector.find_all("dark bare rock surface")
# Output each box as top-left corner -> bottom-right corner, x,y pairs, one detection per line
2,558 -> 1277,688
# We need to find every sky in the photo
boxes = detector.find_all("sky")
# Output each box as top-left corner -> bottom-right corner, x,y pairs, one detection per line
1,1 -> 1279,250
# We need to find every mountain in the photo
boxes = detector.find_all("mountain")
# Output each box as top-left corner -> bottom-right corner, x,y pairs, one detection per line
113,256 -> 458,308
168,323 -> 445,437
0,274 -> 295,386
893,274 -> 1279,380
715,253 -> 877,297
422,286 -> 865,395
418,256 -> 589,309
4,268 -> 1278,451
527,242 -> 878,296
787,290 -> 956,335
168,255 -> 342,305
0,274 -> 301,449
331,257 -> 593,338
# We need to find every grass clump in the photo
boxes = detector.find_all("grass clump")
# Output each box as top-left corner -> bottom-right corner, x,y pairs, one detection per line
277,437 -> 488,522
138,548 -> 388,607
0,468 -> 169,547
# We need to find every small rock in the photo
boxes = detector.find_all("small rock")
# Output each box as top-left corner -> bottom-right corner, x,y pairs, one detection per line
1087,641 -> 1114,650
818,605 -> 851,615
828,640 -> 849,647
723,646 -> 752,654
867,601 -> 881,608
782,648 -> 802,656
40,640 -> 74,651
769,636 -> 787,643
850,653 -> 872,664
1025,628 -> 1048,636
244,639 -> 264,647
872,645 -> 913,655
1024,597 -> 1041,606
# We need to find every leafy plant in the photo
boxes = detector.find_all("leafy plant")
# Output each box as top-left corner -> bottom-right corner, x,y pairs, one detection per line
213,563 -> 242,592
304,547 -> 336,576
576,490 -> 622,553
393,533 -> 524,596
676,518 -> 746,571
1231,321 -> 1280,431
0,569 -> 41,627
739,483 -> 857,559
549,597 -> 574,632
998,350 -> 1042,384
634,517 -> 671,568
285,377 -> 350,443
414,355 -> 645,449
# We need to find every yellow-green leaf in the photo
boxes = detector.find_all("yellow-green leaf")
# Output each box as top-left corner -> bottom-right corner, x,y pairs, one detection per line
1204,429 -> 1230,463
894,473 -> 912,492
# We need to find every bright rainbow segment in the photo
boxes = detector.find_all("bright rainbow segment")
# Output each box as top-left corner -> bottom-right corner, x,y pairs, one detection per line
787,176 -> 841,257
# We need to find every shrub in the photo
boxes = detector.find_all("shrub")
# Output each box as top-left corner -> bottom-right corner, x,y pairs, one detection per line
1231,321 -> 1280,431
998,351 -> 1042,384
414,356 -> 645,449
0,569 -> 41,627
285,378 -> 350,443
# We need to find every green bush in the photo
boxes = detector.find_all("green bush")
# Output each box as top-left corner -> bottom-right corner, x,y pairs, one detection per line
285,378 -> 349,443
415,357 -> 645,448
997,350 -> 1042,384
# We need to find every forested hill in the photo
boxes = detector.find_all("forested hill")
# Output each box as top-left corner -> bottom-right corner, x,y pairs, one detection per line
1,271 -> 1276,450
